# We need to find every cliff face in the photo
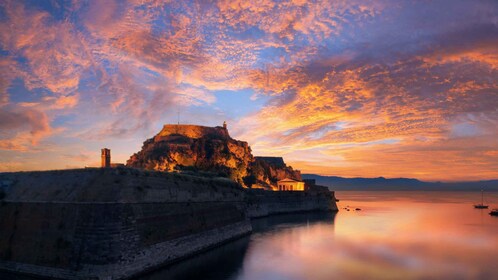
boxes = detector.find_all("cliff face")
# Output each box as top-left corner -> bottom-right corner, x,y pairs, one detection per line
126,125 -> 301,189
251,157 -> 302,189
127,125 -> 253,185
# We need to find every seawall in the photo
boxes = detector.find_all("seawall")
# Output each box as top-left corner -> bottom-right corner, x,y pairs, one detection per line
246,189 -> 337,218
0,168 -> 337,279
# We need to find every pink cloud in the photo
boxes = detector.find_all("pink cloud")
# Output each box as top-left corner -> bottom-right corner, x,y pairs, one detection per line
0,106 -> 55,150
0,0 -> 496,179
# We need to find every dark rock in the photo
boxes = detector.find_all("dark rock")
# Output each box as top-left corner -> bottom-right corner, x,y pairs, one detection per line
127,124 -> 301,189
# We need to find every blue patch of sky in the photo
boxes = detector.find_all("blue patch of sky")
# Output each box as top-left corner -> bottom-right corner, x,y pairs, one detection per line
333,3 -> 459,62
308,122 -> 347,140
315,138 -> 401,150
97,58 -> 117,76
149,7 -> 175,36
139,66 -> 161,78
15,56 -> 28,64
52,114 -> 77,128
279,13 -> 374,64
73,67 -> 107,102
234,26 -> 266,40
77,73 -> 98,93
451,123 -> 480,138
256,46 -> 289,66
8,78 -> 46,104
279,122 -> 345,139
375,139 -> 400,145
213,89 -> 269,119
22,0 -> 73,21
343,138 -> 400,147
0,5 -> 6,21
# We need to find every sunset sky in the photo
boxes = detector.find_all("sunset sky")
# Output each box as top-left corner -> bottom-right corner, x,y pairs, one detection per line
0,0 -> 497,181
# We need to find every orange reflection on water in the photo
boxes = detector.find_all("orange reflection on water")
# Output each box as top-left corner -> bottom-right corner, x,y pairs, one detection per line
238,192 -> 498,280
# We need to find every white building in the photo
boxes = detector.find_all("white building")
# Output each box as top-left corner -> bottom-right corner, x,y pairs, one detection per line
277,178 -> 305,191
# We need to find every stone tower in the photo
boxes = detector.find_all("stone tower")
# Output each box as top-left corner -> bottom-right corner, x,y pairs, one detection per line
223,121 -> 227,129
101,148 -> 111,168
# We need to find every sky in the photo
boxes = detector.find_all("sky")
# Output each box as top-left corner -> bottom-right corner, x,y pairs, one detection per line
0,0 -> 497,181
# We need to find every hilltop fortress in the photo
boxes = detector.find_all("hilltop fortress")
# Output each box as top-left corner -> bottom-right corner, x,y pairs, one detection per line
127,123 -> 301,190
0,123 -> 337,280
154,124 -> 230,140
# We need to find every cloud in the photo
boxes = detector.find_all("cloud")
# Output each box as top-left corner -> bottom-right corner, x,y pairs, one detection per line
232,1 -> 498,180
63,152 -> 91,162
0,1 -> 91,95
51,94 -> 79,109
0,106 -> 55,150
0,0 -> 497,179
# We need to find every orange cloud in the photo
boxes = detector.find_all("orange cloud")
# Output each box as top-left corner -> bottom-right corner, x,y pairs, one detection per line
0,0 -> 496,180
236,44 -> 498,180
288,134 -> 498,181
0,107 -> 56,151
0,2 -> 91,95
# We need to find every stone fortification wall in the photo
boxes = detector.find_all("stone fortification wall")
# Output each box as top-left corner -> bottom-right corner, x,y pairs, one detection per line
0,168 -> 337,279
155,124 -> 229,141
0,201 -> 250,280
0,168 -> 250,279
0,168 -> 243,203
246,189 -> 338,218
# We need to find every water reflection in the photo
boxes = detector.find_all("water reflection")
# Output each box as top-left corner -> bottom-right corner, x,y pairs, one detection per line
2,192 -> 497,280
139,235 -> 250,280
141,192 -> 498,280
139,212 -> 336,280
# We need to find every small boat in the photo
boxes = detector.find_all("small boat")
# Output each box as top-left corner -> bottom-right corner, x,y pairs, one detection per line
474,189 -> 489,209
490,209 -> 498,216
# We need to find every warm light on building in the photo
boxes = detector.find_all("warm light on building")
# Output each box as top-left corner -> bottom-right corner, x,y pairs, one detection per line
277,178 -> 305,191
101,148 -> 111,168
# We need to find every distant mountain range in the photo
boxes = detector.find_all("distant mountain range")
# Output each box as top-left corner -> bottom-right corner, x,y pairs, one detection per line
302,174 -> 498,191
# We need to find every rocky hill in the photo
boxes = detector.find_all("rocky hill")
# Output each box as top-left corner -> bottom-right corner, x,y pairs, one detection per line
126,124 -> 301,189
251,157 -> 302,189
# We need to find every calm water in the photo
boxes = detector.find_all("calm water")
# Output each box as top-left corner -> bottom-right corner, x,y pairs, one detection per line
139,191 -> 498,280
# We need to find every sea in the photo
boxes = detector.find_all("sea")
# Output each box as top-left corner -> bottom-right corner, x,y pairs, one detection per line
138,191 -> 498,280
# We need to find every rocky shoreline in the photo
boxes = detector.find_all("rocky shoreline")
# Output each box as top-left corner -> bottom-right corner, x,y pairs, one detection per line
0,168 -> 337,280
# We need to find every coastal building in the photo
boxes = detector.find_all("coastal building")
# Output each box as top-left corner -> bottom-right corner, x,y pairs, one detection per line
101,148 -> 111,168
277,178 -> 305,191
101,148 -> 124,168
